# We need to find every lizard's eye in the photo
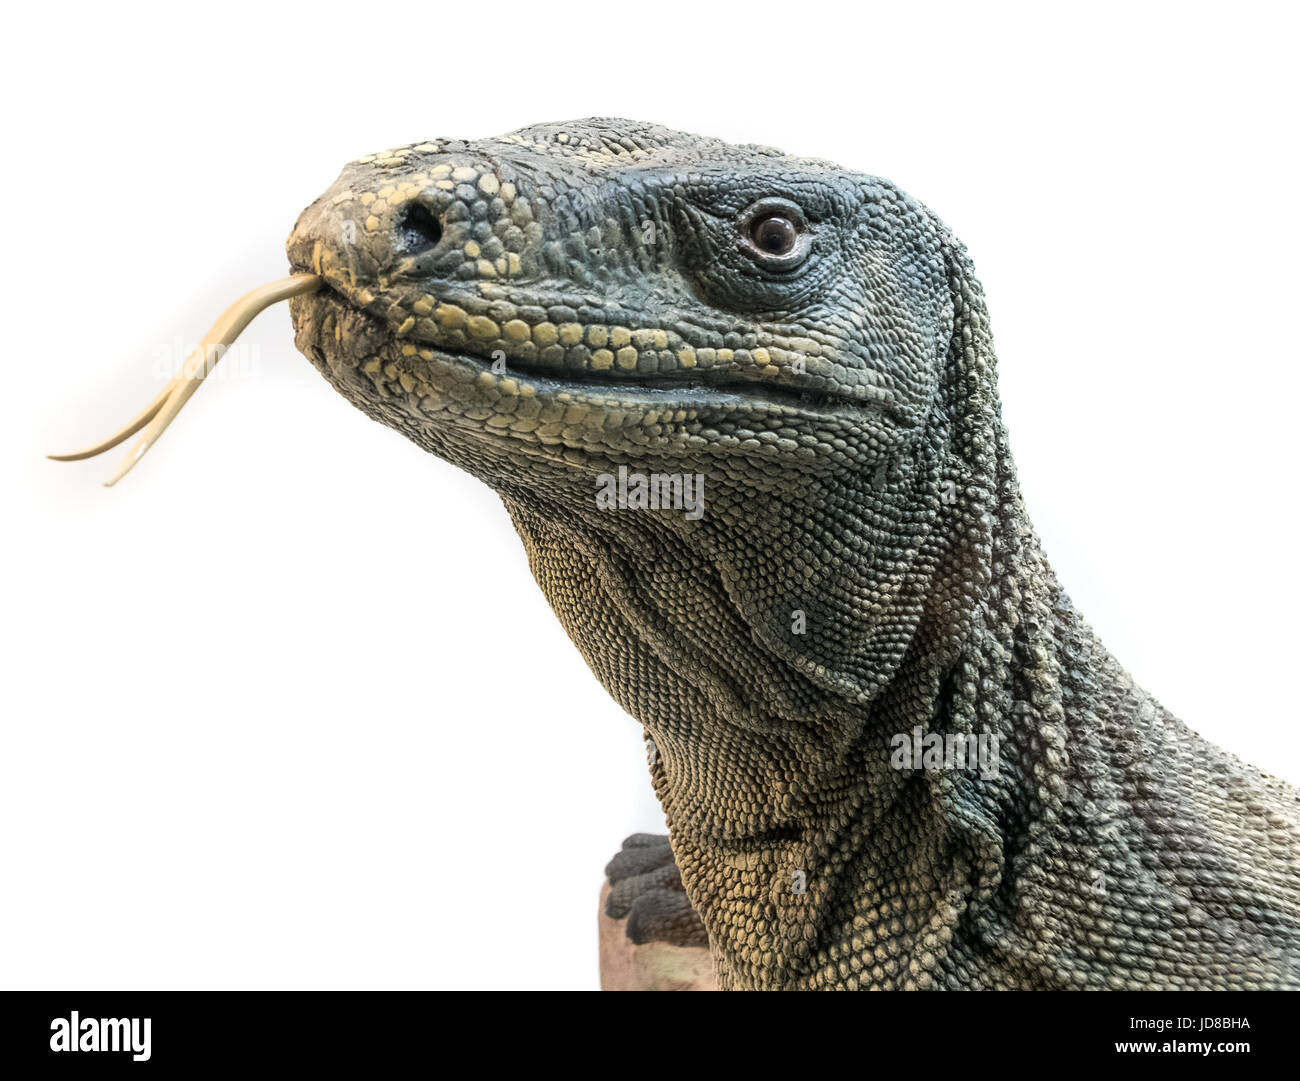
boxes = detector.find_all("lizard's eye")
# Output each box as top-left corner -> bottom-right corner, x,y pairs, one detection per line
752,215 -> 797,254
738,198 -> 811,269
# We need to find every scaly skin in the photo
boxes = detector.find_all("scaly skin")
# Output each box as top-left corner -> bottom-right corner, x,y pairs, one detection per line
285,119 -> 1300,990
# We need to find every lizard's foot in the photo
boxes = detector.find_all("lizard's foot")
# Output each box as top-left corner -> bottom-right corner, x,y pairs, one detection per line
603,833 -> 709,947
598,834 -> 715,991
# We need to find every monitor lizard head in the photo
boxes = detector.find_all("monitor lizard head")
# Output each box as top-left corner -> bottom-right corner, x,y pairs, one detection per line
284,117 -> 950,477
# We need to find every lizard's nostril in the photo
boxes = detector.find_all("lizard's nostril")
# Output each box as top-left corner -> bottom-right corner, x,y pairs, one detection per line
397,203 -> 442,253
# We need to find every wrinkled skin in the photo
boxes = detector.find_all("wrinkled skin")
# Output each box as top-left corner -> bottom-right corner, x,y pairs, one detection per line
286,119 -> 1300,990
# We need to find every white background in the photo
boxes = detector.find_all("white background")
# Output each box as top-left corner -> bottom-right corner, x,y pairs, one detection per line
3,1 -> 1296,989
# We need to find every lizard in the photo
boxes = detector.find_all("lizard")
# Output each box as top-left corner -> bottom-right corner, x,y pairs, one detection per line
56,119 -> 1300,990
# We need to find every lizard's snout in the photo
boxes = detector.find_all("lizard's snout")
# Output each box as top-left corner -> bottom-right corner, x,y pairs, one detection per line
287,147 -> 535,310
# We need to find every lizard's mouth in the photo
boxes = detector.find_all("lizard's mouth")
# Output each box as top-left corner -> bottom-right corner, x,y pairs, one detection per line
308,279 -> 908,433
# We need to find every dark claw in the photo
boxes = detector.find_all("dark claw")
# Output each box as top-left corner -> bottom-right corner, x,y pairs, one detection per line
603,834 -> 708,948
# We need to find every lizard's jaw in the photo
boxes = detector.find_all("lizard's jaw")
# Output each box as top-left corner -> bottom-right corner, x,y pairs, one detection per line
292,281 -> 909,466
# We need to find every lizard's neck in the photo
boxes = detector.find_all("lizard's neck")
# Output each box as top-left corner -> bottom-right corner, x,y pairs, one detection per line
503,491 -> 1010,988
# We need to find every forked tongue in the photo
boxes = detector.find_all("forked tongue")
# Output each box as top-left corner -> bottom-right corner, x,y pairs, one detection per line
50,274 -> 321,485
